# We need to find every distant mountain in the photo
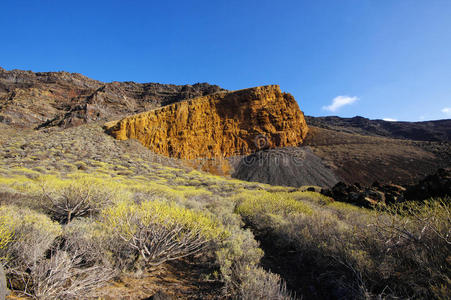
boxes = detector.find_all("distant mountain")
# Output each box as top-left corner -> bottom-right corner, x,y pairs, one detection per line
305,115 -> 451,142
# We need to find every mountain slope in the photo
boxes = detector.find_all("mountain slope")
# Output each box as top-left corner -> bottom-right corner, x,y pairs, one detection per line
304,126 -> 450,186
0,67 -> 224,128
306,115 -> 451,142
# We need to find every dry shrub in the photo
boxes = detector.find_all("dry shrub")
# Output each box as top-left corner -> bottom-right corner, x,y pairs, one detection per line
27,247 -> 113,300
236,265 -> 293,300
216,229 -> 263,286
279,210 -> 370,298
101,200 -> 227,269
0,206 -> 113,299
367,198 -> 451,298
0,205 -> 62,275
236,193 -> 451,299
63,218 -> 114,269
215,226 -> 292,299
38,177 -> 116,223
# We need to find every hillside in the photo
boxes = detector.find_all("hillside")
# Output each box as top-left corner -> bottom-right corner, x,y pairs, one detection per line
0,67 -> 224,128
304,126 -> 451,186
305,115 -> 451,142
228,123 -> 450,187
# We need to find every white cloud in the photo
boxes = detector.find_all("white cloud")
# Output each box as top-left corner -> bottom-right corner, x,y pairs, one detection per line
441,107 -> 451,116
322,95 -> 358,112
382,118 -> 397,122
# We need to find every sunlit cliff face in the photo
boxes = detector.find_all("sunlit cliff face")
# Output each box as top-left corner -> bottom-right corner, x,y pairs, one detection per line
104,85 -> 309,160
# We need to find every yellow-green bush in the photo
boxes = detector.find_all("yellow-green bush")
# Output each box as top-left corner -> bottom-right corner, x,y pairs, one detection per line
237,265 -> 292,300
235,191 -> 313,222
101,200 -> 228,268
0,215 -> 13,254
0,205 -> 63,296
0,205 -> 62,266
38,174 -> 130,223
0,205 -> 114,298
290,190 -> 333,205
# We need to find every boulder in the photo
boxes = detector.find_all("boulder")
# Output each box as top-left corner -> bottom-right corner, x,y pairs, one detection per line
321,168 -> 451,207
0,265 -> 7,300
404,168 -> 451,201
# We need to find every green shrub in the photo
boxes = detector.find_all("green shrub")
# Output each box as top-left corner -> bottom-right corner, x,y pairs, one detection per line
367,198 -> 451,298
0,215 -> 13,254
0,205 -> 62,268
235,191 -> 313,221
38,175 -> 124,223
101,200 -> 228,268
0,206 -> 113,299
236,265 -> 292,300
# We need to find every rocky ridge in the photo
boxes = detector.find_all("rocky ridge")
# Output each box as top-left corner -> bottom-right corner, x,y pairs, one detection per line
0,67 -> 224,128
104,85 -> 309,159
306,115 -> 451,142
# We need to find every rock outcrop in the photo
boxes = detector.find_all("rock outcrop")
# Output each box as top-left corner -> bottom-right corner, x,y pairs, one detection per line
0,67 -> 224,128
321,182 -> 406,208
321,168 -> 451,207
104,85 -> 309,159
404,168 -> 451,201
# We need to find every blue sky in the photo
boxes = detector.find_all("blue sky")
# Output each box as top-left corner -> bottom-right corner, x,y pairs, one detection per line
1,0 -> 450,121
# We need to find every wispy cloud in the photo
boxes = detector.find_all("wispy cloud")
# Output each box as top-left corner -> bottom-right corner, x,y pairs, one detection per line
322,95 -> 358,112
382,118 -> 397,122
441,107 -> 451,116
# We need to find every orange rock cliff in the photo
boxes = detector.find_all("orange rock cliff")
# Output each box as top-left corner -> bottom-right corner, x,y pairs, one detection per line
104,85 -> 309,159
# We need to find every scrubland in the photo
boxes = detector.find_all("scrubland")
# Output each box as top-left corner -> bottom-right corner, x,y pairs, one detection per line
0,124 -> 449,299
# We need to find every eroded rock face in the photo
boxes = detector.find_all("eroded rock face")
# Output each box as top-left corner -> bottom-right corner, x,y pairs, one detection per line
0,67 -> 224,128
105,85 -> 309,159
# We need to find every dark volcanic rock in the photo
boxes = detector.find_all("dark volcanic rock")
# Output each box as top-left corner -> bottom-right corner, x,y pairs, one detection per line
0,68 -> 225,128
322,168 -> 450,207
404,168 -> 451,201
